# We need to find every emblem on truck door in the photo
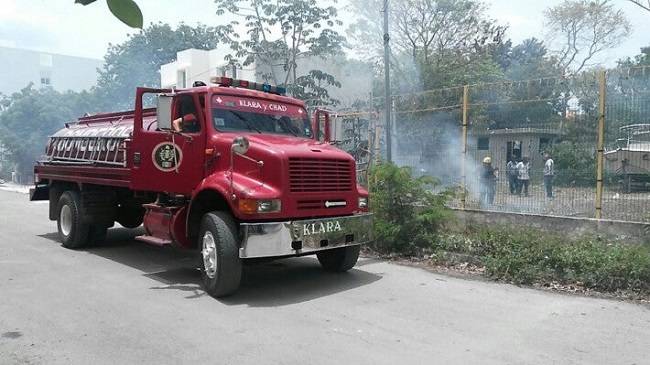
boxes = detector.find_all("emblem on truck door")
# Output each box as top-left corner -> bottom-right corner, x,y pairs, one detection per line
152,142 -> 183,172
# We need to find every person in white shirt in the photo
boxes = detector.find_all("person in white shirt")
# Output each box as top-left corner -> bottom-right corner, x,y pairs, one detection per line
543,153 -> 555,199
516,156 -> 530,196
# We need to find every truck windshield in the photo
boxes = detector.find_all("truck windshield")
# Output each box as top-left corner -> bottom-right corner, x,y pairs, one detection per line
213,108 -> 312,138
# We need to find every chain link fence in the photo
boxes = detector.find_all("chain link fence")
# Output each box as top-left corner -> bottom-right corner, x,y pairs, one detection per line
336,65 -> 650,223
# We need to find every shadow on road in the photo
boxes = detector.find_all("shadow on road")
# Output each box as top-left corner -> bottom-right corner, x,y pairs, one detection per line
39,227 -> 383,306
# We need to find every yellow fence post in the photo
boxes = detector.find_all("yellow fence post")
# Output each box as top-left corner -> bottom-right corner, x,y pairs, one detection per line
461,85 -> 469,210
595,70 -> 606,220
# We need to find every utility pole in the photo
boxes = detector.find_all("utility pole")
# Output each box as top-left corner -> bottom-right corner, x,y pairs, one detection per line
383,0 -> 392,162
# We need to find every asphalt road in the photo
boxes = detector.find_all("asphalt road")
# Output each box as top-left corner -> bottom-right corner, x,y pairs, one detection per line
0,189 -> 648,365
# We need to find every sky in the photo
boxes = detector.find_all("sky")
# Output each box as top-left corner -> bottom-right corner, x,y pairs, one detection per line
0,0 -> 648,66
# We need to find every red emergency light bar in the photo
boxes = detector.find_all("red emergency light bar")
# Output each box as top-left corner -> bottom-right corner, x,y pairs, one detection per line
210,76 -> 287,96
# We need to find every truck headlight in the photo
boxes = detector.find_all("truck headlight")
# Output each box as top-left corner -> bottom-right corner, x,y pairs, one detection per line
239,199 -> 282,214
257,199 -> 281,213
358,197 -> 368,209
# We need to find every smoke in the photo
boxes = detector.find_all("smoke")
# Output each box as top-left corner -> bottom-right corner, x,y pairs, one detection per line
391,110 -> 484,202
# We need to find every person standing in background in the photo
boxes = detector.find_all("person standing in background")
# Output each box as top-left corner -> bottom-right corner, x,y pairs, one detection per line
543,153 -> 555,199
506,159 -> 517,194
480,156 -> 498,207
517,156 -> 530,197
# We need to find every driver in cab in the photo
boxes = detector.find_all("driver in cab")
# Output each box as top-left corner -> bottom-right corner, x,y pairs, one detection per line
172,113 -> 198,133
172,90 -> 203,133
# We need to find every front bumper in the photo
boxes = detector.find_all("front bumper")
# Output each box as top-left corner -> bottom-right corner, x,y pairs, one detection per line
239,213 -> 373,258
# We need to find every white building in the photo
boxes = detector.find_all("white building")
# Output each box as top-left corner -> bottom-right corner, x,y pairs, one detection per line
160,48 -> 256,89
160,48 -> 372,107
0,47 -> 102,94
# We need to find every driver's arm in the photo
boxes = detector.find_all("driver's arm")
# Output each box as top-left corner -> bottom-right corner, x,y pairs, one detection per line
172,113 -> 197,132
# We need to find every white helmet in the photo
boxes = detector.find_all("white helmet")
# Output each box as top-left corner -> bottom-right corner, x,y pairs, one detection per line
483,156 -> 492,164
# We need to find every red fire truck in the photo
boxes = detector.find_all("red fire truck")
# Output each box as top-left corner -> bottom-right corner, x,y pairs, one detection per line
30,77 -> 372,297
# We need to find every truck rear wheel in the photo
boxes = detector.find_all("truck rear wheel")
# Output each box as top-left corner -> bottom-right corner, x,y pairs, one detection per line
199,212 -> 242,298
317,245 -> 361,272
57,191 -> 90,249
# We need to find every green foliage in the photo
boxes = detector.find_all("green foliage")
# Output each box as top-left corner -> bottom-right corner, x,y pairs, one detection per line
502,38 -> 562,80
96,23 -> 221,110
213,0 -> 345,106
618,46 -> 650,67
75,0 -> 143,28
549,141 -> 596,187
0,85 -> 95,176
369,162 -> 454,254
436,227 -> 650,293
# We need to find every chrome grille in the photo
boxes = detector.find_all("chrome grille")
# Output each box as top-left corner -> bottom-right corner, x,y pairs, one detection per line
289,158 -> 353,193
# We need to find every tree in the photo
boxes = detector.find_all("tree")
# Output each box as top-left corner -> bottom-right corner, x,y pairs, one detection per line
95,23 -> 221,111
75,0 -> 143,28
503,38 -> 562,80
0,86 -> 94,177
627,0 -> 650,12
544,0 -> 631,75
348,0 -> 507,91
213,0 -> 346,106
618,46 -> 650,67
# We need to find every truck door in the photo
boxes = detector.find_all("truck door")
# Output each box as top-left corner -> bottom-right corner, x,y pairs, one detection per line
131,93 -> 206,195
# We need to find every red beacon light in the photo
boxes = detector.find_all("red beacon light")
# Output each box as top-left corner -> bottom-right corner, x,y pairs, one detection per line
209,76 -> 286,96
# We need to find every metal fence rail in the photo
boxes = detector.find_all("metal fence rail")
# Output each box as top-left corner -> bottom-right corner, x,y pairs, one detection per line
338,66 -> 650,223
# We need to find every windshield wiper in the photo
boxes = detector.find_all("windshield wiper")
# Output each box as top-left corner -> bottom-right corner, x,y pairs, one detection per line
230,111 -> 262,134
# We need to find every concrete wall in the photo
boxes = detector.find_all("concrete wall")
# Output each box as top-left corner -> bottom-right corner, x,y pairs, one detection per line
0,47 -> 102,94
450,208 -> 650,245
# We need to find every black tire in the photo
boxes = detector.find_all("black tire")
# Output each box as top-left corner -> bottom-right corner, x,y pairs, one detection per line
317,245 -> 361,272
198,212 -> 242,298
116,204 -> 144,229
56,191 -> 90,249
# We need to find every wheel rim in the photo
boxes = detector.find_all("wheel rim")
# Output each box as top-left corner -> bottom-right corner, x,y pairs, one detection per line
60,205 -> 72,236
202,231 -> 217,279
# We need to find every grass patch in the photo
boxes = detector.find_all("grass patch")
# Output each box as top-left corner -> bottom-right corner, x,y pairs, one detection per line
434,227 -> 650,293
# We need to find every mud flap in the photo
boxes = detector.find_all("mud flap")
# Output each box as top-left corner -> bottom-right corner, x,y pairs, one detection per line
29,185 -> 49,201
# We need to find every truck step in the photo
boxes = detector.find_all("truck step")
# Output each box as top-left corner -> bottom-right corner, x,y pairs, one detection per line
135,235 -> 172,246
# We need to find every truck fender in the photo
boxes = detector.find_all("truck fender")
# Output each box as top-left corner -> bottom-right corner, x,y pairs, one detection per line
186,185 -> 233,248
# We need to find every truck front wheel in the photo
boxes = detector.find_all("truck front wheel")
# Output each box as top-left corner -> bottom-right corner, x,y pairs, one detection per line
57,191 -> 90,249
317,245 -> 361,272
199,212 -> 242,298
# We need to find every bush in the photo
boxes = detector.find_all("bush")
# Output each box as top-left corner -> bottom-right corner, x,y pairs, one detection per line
369,161 -> 454,254
549,141 -> 596,187
436,227 -> 650,293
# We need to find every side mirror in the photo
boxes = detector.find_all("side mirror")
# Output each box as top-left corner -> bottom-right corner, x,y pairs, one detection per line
328,116 -> 344,144
232,136 -> 250,155
156,95 -> 173,130
312,109 -> 331,143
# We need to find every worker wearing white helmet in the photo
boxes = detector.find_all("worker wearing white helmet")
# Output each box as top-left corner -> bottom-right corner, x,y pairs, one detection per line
480,156 -> 498,207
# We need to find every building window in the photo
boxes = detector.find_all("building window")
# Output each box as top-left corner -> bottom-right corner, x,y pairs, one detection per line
40,69 -> 52,87
477,137 -> 490,151
177,70 -> 187,88
507,140 -> 522,162
539,137 -> 552,153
